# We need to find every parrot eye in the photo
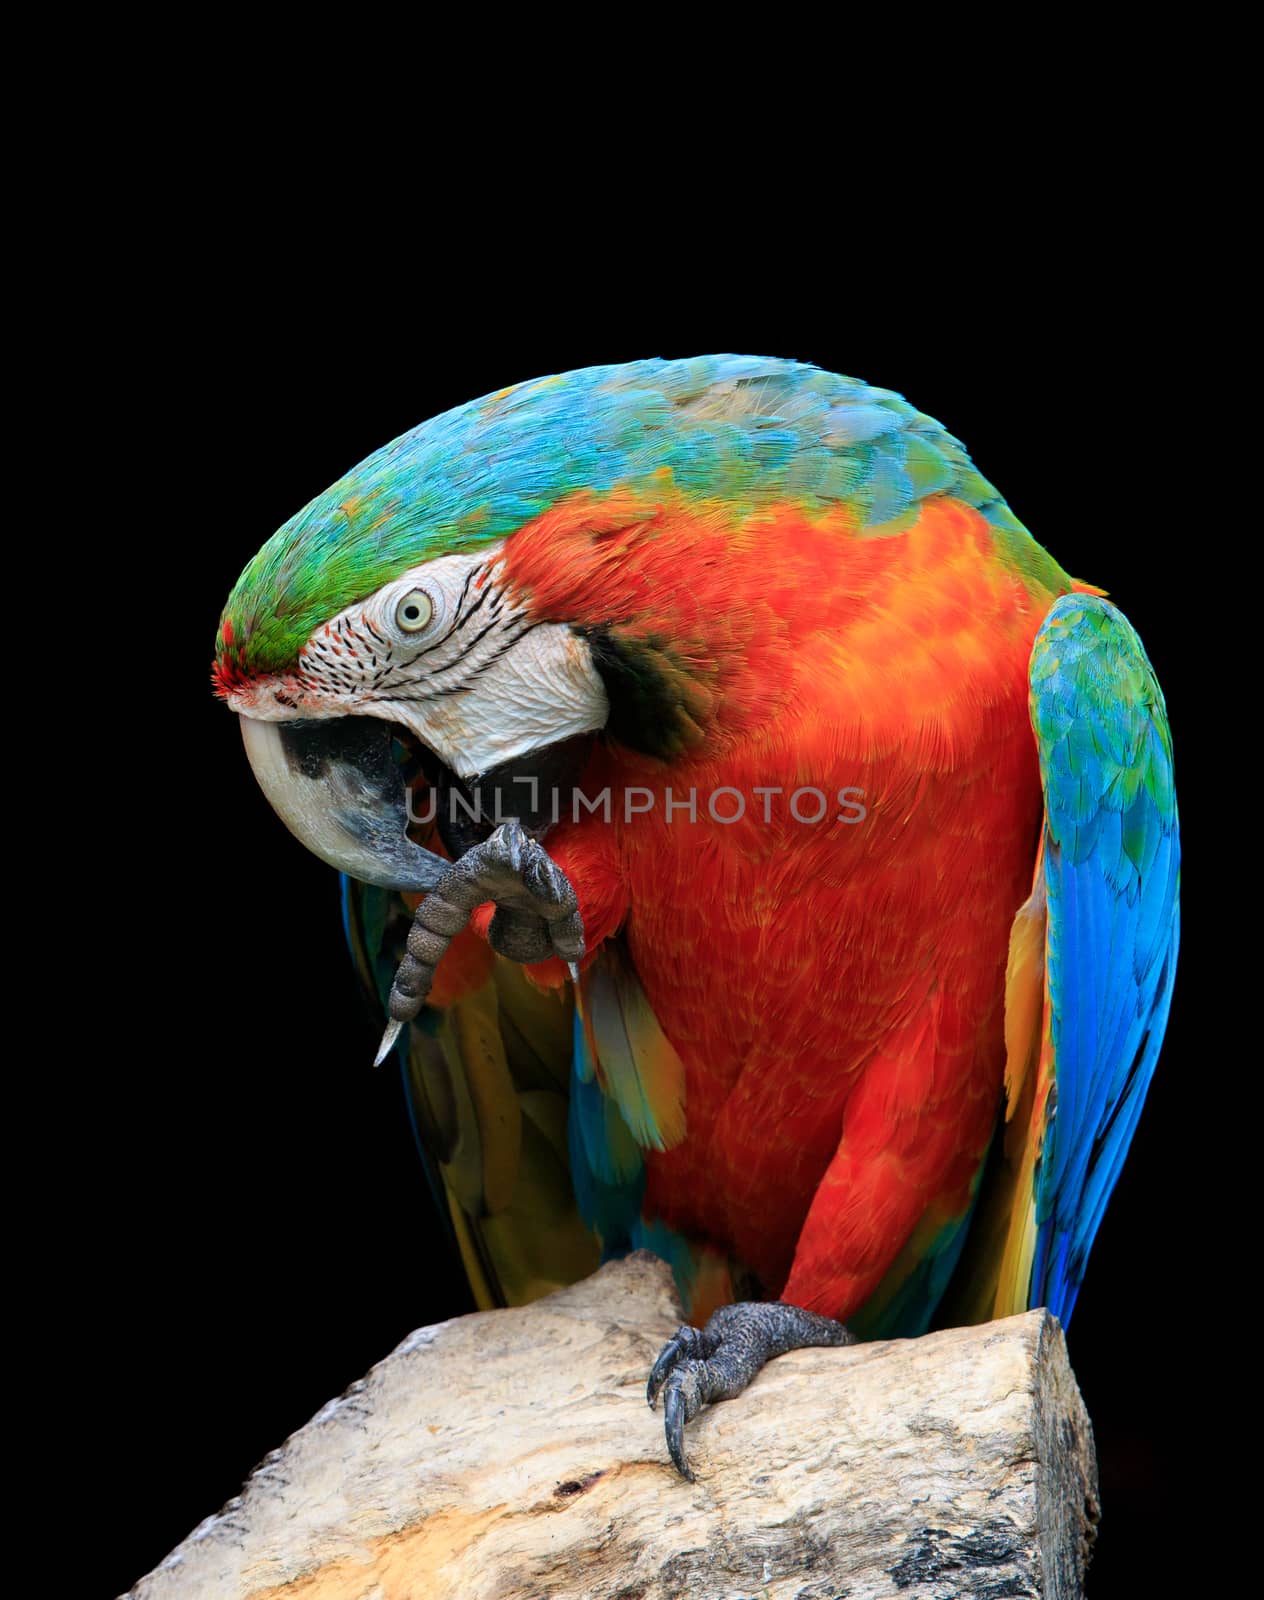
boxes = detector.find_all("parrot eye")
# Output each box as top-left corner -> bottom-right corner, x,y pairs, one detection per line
394,589 -> 435,634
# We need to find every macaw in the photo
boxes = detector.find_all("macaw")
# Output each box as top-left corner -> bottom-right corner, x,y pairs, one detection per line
213,356 -> 1179,1480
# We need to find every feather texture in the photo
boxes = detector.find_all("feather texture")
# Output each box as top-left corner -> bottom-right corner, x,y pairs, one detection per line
234,358 -> 1181,1342
578,941 -> 687,1154
215,355 -> 1062,685
972,597 -> 1179,1323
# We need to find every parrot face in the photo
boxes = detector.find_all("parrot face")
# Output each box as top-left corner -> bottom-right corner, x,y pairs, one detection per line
224,546 -> 608,776
218,543 -> 610,887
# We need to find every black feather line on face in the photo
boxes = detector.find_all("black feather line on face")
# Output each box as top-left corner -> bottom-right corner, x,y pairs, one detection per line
575,624 -> 709,762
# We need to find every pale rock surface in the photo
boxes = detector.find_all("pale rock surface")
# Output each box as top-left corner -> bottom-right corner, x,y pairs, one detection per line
128,1252 -> 1098,1599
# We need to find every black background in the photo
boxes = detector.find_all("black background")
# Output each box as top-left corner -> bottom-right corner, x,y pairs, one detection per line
77,206 -> 1217,1596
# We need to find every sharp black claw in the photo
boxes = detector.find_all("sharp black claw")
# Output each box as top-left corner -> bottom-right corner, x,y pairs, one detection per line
663,1383 -> 694,1481
521,851 -> 551,900
647,1325 -> 704,1409
646,1302 -> 856,1483
647,1346 -> 673,1408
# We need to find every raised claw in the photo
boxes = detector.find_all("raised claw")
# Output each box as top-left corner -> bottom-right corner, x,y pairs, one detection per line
373,1018 -> 404,1068
379,820 -> 585,1052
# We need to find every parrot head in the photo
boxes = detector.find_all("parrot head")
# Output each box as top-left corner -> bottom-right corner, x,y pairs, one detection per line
212,362 -> 655,885
216,522 -> 611,887
215,354 -> 1031,884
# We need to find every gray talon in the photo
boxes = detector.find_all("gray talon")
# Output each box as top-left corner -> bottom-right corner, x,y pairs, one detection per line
648,1302 -> 856,1482
381,821 -> 584,1044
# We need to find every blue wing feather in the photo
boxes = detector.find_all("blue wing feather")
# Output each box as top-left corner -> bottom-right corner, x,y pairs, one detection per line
1028,594 -> 1180,1323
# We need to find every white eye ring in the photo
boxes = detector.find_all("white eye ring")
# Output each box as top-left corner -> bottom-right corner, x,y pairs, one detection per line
394,589 -> 435,634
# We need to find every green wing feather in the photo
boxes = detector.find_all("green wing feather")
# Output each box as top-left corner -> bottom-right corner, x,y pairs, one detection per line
342,877 -> 600,1308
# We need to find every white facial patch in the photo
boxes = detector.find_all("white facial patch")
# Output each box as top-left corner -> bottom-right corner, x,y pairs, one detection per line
392,618 -> 610,779
235,546 -> 609,781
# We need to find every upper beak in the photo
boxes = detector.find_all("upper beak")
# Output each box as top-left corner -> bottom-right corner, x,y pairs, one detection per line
239,714 -> 448,892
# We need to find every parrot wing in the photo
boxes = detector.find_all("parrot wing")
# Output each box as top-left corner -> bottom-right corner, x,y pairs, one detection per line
955,593 -> 1179,1327
345,869 -> 710,1312
342,876 -> 602,1309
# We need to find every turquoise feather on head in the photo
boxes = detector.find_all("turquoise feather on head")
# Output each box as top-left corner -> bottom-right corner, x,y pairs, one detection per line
214,354 -> 1036,685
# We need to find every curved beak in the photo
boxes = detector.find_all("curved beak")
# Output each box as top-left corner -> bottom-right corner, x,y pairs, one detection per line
239,715 -> 448,892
